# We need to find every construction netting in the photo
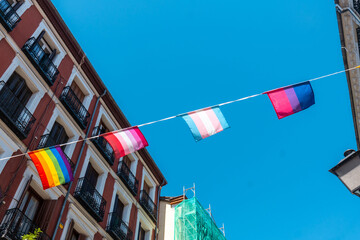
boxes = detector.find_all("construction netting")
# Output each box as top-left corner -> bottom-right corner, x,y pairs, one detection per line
174,197 -> 226,240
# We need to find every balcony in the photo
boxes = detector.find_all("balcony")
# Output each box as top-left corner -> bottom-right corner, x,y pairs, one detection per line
355,0 -> 360,14
106,213 -> 133,240
118,161 -> 139,196
0,0 -> 21,31
74,177 -> 106,222
0,81 -> 35,139
36,134 -> 75,170
91,127 -> 115,165
139,190 -> 157,222
22,37 -> 59,86
60,86 -> 90,129
0,208 -> 50,240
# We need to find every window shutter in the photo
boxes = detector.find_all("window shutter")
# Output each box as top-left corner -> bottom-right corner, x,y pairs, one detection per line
13,0 -> 24,11
35,200 -> 57,232
35,30 -> 46,44
65,219 -> 74,240
15,175 -> 32,209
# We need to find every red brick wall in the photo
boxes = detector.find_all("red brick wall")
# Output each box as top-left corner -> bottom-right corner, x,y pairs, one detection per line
0,39 -> 15,76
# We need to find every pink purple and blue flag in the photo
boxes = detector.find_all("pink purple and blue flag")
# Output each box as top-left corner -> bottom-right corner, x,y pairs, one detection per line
264,81 -> 315,119
181,107 -> 230,141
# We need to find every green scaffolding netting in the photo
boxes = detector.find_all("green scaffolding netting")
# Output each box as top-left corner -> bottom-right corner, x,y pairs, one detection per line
174,197 -> 226,240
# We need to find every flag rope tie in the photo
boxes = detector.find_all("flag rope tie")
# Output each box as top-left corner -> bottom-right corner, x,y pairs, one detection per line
0,65 -> 358,162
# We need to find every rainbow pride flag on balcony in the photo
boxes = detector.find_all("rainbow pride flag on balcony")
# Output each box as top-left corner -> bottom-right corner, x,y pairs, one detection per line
28,146 -> 73,190
103,127 -> 149,159
264,81 -> 315,119
181,107 -> 230,141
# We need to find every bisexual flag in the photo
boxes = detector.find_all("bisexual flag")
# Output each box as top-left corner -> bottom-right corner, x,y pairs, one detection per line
265,81 -> 315,119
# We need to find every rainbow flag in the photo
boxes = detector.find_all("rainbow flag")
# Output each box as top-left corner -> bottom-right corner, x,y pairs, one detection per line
264,81 -> 315,119
28,146 -> 73,190
182,107 -> 230,141
103,127 -> 149,159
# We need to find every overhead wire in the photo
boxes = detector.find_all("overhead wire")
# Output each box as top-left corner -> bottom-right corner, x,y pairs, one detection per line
0,65 -> 358,162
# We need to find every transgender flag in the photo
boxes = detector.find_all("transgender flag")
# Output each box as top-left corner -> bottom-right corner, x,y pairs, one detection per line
103,127 -> 148,159
264,81 -> 315,119
181,107 -> 230,141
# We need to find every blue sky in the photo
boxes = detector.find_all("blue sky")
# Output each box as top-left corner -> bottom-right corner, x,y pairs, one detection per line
53,0 -> 359,239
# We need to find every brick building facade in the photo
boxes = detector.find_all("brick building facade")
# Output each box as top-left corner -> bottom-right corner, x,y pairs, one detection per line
0,0 -> 167,239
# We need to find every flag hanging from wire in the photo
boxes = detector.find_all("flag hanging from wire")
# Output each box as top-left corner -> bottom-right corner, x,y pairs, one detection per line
181,107 -> 230,141
264,81 -> 315,119
28,146 -> 74,190
103,127 -> 149,158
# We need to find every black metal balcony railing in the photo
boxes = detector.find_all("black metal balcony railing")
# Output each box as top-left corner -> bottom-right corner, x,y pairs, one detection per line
140,190 -> 157,221
118,161 -> 139,196
60,86 -> 90,129
0,81 -> 35,139
0,208 -> 51,240
106,213 -> 133,240
0,0 -> 21,31
74,177 -> 106,222
355,0 -> 360,14
22,37 -> 59,86
91,127 -> 115,165
36,134 -> 75,170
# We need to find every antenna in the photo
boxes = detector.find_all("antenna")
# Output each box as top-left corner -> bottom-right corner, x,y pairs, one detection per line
183,183 -> 196,198
219,223 -> 225,237
205,204 -> 212,217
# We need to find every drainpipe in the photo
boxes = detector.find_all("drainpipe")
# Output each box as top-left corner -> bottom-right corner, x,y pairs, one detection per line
52,90 -> 107,240
154,179 -> 166,240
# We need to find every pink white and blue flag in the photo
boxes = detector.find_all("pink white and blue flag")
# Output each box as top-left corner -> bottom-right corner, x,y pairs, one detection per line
181,107 -> 230,141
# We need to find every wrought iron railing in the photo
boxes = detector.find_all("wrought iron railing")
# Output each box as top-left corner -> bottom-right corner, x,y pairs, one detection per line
0,81 -> 35,139
36,134 -> 74,170
22,37 -> 59,86
118,161 -> 139,196
106,212 -> 133,240
0,0 -> 21,31
91,126 -> 115,165
74,177 -> 106,222
140,190 -> 157,221
355,0 -> 360,14
0,208 -> 51,240
60,86 -> 90,129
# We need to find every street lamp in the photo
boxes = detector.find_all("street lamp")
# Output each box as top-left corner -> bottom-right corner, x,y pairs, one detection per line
329,149 -> 360,196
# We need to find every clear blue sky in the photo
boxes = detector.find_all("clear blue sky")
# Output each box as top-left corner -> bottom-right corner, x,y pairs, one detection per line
53,0 -> 359,239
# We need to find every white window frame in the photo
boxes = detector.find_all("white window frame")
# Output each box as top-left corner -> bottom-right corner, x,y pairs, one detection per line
0,29 -> 4,40
134,211 -> 154,240
14,0 -> 33,17
60,203 -> 97,240
141,167 -> 156,201
0,56 -> 46,113
44,108 -> 80,159
119,153 -> 138,177
79,148 -> 108,195
0,128 -> 19,173
109,182 -> 132,224
94,105 -> 117,131
66,67 -> 94,110
31,20 -> 66,67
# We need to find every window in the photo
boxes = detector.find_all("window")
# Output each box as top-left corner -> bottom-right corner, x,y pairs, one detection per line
70,229 -> 80,240
19,189 -> 42,222
138,227 -> 146,240
1,72 -> 32,105
114,197 -> 124,218
143,182 -> 150,195
70,81 -> 85,103
85,163 -> 99,187
49,122 -> 69,149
